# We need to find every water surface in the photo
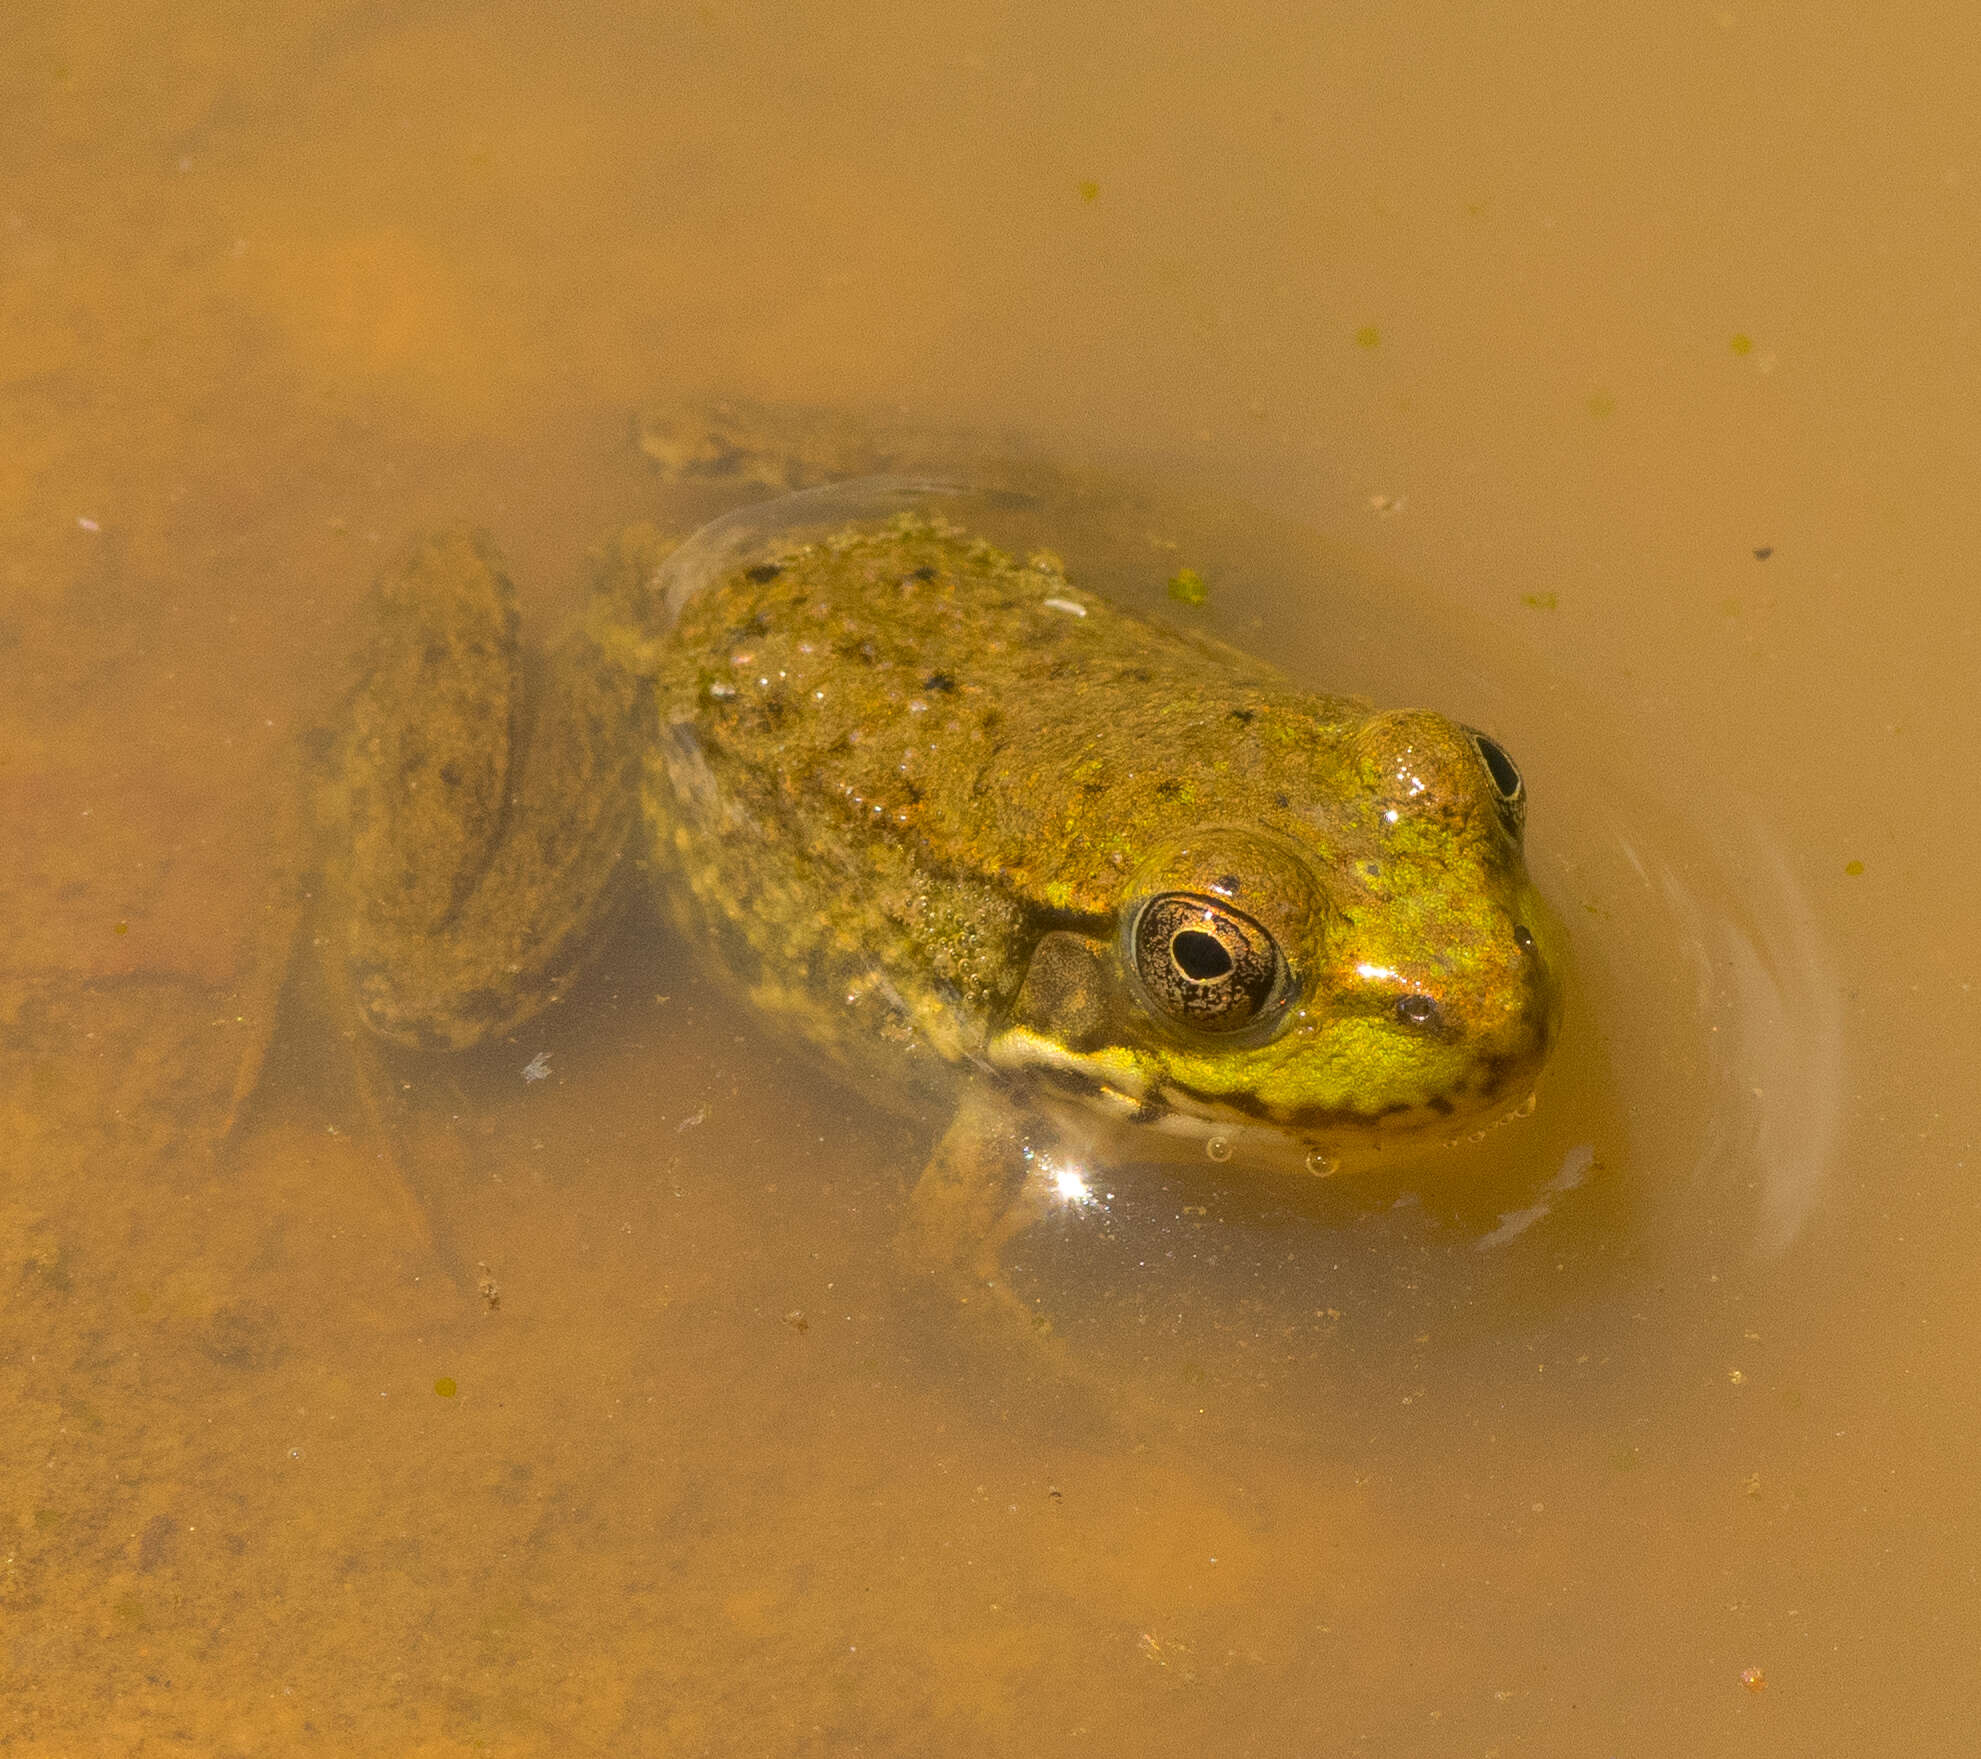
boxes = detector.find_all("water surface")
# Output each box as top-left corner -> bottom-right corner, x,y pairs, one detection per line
3,3 -> 1976,1753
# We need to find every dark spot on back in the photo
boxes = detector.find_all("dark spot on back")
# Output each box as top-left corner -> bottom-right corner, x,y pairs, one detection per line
745,562 -> 782,584
1229,707 -> 1257,724
923,671 -> 957,693
1129,1100 -> 1166,1125
907,565 -> 937,582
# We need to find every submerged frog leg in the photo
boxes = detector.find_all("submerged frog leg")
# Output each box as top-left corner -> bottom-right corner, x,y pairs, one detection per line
635,396 -> 920,493
900,1081 -> 1063,1338
323,967 -> 443,1264
312,531 -> 648,1277
332,532 -> 645,1053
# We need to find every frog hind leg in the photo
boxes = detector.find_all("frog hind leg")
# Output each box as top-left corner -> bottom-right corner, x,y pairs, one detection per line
331,531 -> 644,1055
317,532 -> 646,1274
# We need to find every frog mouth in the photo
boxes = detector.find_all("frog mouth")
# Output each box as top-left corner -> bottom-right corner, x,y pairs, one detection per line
989,1023 -> 1532,1172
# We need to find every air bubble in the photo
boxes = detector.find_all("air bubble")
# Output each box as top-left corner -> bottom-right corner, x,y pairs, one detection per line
1205,1136 -> 1233,1163
1305,1150 -> 1339,1176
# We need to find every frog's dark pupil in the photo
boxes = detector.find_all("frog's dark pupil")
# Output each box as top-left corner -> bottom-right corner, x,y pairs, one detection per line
1473,732 -> 1522,800
1171,929 -> 1234,982
1133,893 -> 1283,1033
1214,873 -> 1242,897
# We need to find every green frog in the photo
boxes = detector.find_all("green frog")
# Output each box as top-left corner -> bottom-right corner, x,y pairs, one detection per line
319,413 -> 1561,1293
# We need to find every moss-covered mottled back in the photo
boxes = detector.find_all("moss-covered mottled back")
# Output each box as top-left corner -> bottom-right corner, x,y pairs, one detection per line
621,513 -> 1559,1154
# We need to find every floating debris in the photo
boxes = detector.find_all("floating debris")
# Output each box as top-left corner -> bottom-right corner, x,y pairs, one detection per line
1166,567 -> 1209,606
1476,1142 -> 1597,1250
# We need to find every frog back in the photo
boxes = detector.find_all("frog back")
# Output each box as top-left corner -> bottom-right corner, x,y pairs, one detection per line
620,509 -> 1373,1114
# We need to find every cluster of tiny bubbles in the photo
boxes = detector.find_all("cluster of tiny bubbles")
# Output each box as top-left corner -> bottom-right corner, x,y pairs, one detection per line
1443,1089 -> 1540,1151
1305,1149 -> 1340,1176
1205,1135 -> 1233,1163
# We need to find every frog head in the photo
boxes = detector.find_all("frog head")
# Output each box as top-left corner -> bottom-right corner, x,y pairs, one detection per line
986,709 -> 1561,1171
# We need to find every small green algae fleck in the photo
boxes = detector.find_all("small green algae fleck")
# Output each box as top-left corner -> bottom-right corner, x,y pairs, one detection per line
1354,324 -> 1381,350
434,1376 -> 458,1398
1077,179 -> 1099,202
1521,591 -> 1558,611
1166,567 -> 1209,607
1729,333 -> 1754,356
1844,860 -> 1864,876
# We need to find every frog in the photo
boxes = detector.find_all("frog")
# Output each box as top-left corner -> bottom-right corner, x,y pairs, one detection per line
316,406 -> 1563,1304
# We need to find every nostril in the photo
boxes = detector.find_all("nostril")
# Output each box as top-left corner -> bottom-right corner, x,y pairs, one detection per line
1395,993 -> 1441,1029
1513,924 -> 1536,954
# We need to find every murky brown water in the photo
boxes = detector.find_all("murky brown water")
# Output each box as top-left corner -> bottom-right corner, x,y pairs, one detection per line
5,3 -> 1978,1753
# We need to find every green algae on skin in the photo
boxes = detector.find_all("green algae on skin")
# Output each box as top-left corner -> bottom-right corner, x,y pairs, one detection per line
636,513 -> 1558,1145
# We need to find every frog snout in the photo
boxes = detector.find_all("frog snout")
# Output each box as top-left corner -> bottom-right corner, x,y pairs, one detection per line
1339,924 -> 1555,1055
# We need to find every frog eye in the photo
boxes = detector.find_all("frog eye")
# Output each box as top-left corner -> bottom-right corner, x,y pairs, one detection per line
1467,729 -> 1526,831
1131,893 -> 1287,1034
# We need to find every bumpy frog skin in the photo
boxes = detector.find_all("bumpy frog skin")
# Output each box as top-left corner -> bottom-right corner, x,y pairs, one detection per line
601,511 -> 1556,1162
323,531 -> 641,1055
325,421 -> 1561,1286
